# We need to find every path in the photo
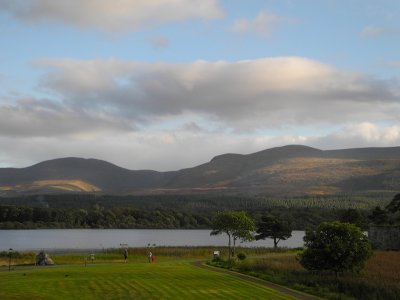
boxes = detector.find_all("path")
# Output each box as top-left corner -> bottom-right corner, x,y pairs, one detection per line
191,261 -> 321,300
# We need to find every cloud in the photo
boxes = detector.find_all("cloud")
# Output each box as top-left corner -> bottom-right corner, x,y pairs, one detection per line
1,122 -> 400,171
388,61 -> 400,68
310,122 -> 400,150
33,57 -> 400,130
232,11 -> 294,37
147,36 -> 170,50
0,0 -> 223,32
1,56 -> 399,169
0,97 -> 134,137
360,26 -> 386,38
360,25 -> 399,38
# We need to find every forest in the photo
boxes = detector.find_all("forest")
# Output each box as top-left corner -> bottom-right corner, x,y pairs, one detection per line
0,192 -> 388,229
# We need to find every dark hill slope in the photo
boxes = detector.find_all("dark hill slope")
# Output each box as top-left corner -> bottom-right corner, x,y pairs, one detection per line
165,145 -> 323,188
0,157 -> 175,194
0,145 -> 399,196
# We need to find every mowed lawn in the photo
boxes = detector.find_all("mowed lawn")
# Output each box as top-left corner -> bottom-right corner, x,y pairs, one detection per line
0,262 -> 298,300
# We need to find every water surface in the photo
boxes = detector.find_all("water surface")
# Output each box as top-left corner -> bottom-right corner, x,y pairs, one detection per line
0,229 -> 305,251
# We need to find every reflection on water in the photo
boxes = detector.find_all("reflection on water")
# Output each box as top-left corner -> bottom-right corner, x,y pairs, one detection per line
0,229 -> 305,251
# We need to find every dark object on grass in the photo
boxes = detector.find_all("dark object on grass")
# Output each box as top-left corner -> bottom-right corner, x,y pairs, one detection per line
124,248 -> 128,262
36,251 -> 54,266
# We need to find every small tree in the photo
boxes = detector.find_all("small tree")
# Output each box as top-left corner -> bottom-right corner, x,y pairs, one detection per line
231,212 -> 255,257
299,221 -> 372,277
210,211 -> 255,259
255,215 -> 292,248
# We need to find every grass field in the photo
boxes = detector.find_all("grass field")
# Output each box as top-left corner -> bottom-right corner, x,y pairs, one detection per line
212,250 -> 400,300
0,261 -> 299,300
0,246 -> 285,266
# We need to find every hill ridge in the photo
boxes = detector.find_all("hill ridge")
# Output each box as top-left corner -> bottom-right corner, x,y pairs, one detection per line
0,145 -> 399,196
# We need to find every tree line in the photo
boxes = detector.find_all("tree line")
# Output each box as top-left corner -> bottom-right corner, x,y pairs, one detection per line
211,194 -> 399,276
0,204 -> 372,229
0,206 -> 212,229
0,192 -> 397,229
0,192 -> 391,211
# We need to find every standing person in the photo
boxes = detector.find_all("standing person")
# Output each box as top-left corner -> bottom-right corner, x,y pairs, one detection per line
123,248 -> 128,263
151,254 -> 155,263
148,251 -> 152,263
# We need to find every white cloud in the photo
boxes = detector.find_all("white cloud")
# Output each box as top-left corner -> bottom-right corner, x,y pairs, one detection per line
1,123 -> 400,170
232,11 -> 294,37
310,122 -> 400,150
1,56 -> 400,169
360,26 -> 386,38
33,57 -> 400,130
360,25 -> 399,38
0,0 -> 223,32
0,97 -> 134,137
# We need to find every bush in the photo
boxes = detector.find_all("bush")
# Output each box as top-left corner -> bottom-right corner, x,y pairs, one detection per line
237,252 -> 246,260
212,256 -> 223,262
299,221 -> 372,276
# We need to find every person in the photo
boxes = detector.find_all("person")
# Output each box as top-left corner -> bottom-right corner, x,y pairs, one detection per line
151,254 -> 155,263
123,248 -> 128,263
148,251 -> 152,263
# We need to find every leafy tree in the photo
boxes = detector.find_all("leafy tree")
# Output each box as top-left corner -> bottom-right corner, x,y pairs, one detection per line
386,193 -> 400,214
231,212 -> 255,257
368,206 -> 389,225
339,208 -> 367,229
255,215 -> 292,248
299,221 -> 372,277
210,211 -> 255,259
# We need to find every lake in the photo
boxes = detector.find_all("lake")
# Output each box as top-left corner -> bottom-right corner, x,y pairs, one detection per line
0,229 -> 305,251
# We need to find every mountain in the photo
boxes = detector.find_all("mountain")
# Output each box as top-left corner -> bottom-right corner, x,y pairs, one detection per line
1,145 -> 400,196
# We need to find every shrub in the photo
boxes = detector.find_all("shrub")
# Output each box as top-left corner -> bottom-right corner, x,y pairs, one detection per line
299,221 -> 372,276
237,252 -> 246,260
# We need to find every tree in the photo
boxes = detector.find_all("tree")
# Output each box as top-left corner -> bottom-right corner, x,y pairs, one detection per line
210,211 -> 255,259
231,212 -> 256,257
368,206 -> 389,225
386,193 -> 400,214
299,221 -> 372,277
339,208 -> 367,229
255,215 -> 292,248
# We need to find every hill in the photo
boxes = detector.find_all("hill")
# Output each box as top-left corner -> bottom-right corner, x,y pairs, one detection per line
0,145 -> 399,196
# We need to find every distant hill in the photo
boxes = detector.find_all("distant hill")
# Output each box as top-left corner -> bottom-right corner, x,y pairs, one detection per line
1,145 -> 400,196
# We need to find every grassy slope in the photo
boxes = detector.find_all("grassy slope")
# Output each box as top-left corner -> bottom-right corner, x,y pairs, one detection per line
217,251 -> 400,299
0,262 -> 298,300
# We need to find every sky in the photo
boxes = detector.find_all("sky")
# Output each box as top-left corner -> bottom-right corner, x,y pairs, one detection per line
0,0 -> 399,171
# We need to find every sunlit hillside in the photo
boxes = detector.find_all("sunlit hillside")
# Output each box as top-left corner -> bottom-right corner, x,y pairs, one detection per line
0,145 -> 399,196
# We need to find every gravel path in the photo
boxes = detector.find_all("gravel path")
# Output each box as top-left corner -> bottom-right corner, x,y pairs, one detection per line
191,261 -> 321,300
